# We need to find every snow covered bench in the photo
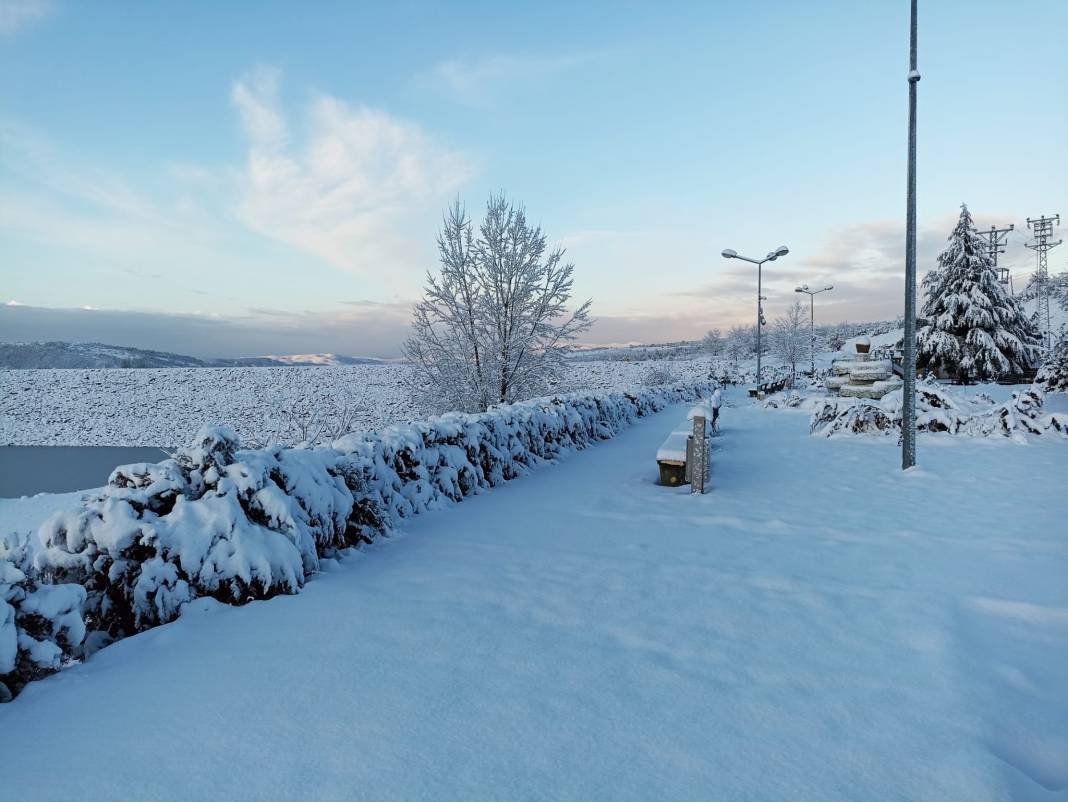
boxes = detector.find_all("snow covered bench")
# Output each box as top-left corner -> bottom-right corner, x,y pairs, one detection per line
656,429 -> 689,486
656,403 -> 712,489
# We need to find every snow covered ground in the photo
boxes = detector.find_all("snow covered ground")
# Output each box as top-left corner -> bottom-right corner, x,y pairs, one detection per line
2,391 -> 1066,801
0,359 -> 716,446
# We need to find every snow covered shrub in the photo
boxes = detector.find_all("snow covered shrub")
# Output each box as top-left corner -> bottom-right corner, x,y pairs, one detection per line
810,400 -> 897,436
31,426 -> 350,643
1037,338 -> 1068,393
765,392 -> 805,409
1,558 -> 86,702
641,366 -> 678,387
811,383 -> 1067,441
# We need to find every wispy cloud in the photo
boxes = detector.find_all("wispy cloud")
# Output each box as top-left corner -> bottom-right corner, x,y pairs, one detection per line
231,66 -> 472,273
418,52 -> 600,105
0,0 -> 52,35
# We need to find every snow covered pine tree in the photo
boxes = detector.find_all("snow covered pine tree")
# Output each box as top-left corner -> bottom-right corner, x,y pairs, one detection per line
1037,336 -> 1068,393
917,204 -> 1042,383
404,196 -> 592,413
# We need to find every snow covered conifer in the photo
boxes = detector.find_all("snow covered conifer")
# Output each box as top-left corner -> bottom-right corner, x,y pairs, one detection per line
1037,335 -> 1068,393
404,196 -> 592,413
917,205 -> 1042,382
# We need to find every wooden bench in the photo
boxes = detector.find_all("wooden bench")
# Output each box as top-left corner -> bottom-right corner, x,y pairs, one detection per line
747,375 -> 792,398
656,430 -> 689,486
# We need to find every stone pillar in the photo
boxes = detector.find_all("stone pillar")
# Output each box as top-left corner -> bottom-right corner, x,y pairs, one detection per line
690,415 -> 708,495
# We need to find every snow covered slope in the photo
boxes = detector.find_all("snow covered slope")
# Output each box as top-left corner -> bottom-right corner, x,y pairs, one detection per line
2,393 -> 1065,800
0,359 -> 717,446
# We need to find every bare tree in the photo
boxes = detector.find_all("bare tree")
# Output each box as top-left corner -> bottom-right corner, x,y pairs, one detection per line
725,324 -> 756,364
701,328 -> 724,356
404,195 -> 592,412
771,301 -> 806,379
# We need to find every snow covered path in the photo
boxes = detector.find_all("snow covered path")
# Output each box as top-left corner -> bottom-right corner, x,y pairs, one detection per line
2,392 -> 1067,801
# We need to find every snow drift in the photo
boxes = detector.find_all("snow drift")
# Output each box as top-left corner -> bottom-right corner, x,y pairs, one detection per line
0,381 -> 711,700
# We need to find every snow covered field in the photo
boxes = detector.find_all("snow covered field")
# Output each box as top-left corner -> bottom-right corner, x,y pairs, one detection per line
0,359 -> 712,446
2,391 -> 1066,801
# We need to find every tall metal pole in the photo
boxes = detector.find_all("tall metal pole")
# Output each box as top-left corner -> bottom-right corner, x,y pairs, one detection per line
809,293 -> 815,376
1025,214 -> 1062,352
902,0 -> 920,470
757,262 -> 763,382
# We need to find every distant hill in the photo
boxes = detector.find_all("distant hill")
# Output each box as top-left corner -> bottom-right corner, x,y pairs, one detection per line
0,342 -> 398,369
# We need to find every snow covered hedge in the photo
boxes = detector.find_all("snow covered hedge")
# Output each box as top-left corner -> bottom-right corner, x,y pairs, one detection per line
810,385 -> 1068,441
1,381 -> 711,701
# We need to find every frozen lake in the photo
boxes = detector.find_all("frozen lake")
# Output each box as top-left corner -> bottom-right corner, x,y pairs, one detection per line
0,446 -> 173,498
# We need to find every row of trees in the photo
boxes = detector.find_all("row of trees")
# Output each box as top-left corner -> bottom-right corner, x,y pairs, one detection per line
700,205 -> 1054,384
403,195 -> 1057,409
702,305 -> 831,378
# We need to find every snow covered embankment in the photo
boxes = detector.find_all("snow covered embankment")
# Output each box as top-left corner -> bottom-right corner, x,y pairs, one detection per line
0,382 -> 711,701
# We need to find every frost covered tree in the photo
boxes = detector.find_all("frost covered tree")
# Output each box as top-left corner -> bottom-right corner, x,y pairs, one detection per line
771,301 -> 806,378
404,196 -> 592,412
724,324 -> 755,364
701,328 -> 724,356
917,205 -> 1042,383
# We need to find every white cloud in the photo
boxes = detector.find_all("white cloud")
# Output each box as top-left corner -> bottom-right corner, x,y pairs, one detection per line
0,0 -> 51,35
231,68 -> 472,273
420,52 -> 596,105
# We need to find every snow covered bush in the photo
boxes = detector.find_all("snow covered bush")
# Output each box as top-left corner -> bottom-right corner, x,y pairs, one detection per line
641,365 -> 678,386
810,384 -> 1067,441
6,381 -> 711,701
31,427 -> 351,645
1,549 -> 86,702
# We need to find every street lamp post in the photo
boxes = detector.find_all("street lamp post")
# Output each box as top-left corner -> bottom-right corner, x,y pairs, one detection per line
794,284 -> 834,376
721,245 -> 789,383
902,0 -> 920,470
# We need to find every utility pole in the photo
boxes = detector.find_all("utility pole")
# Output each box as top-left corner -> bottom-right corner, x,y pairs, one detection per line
975,223 -> 1014,290
1026,214 -> 1062,351
902,0 -> 920,471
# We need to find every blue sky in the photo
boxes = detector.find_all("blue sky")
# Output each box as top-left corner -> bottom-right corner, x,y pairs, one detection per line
2,0 -> 1066,357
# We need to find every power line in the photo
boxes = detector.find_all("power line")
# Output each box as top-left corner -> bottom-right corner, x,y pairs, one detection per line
1026,214 -> 1062,350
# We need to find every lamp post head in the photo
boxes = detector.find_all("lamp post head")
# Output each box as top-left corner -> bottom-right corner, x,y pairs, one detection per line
721,249 -> 737,259
795,285 -> 807,293
774,245 -> 789,257
824,285 -> 834,291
